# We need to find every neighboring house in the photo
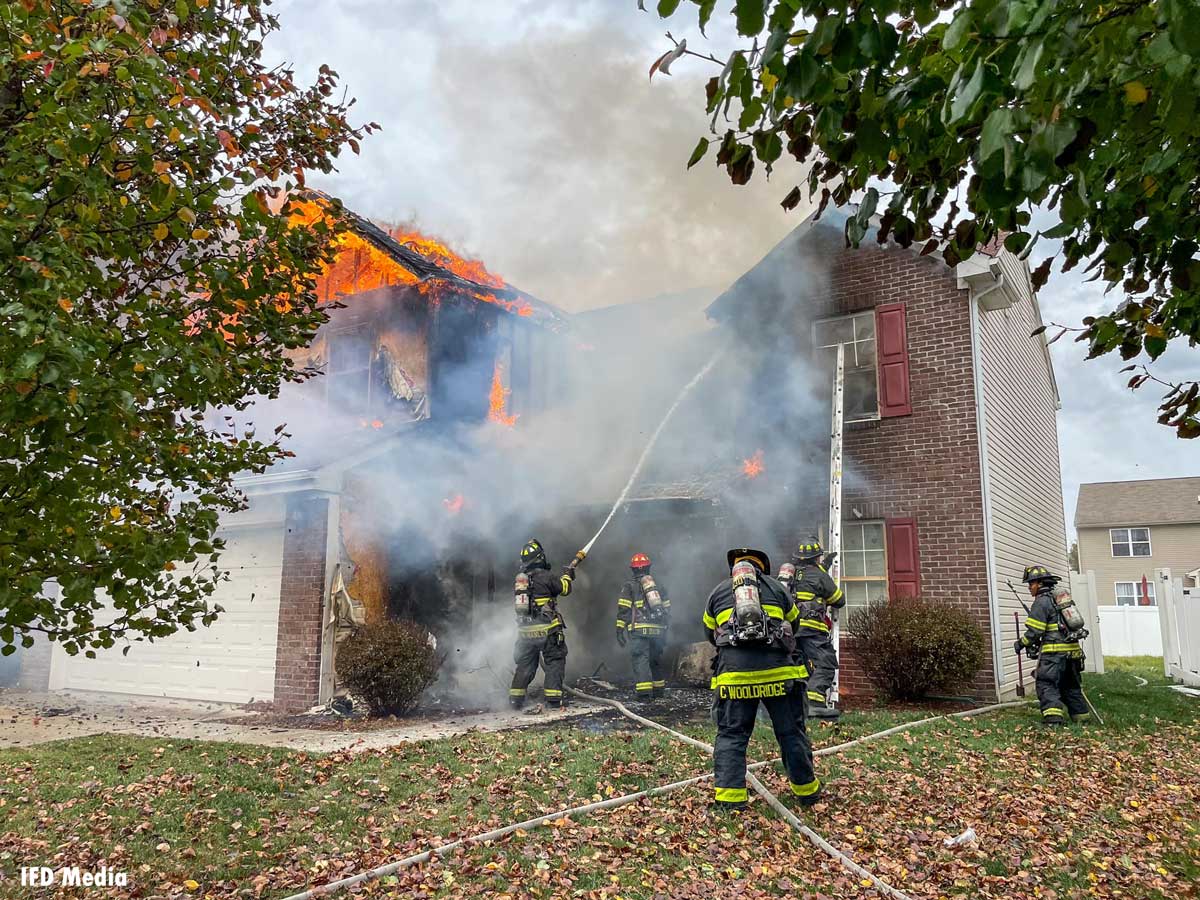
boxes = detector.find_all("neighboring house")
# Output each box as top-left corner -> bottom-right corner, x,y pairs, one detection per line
18,199 -> 570,710
701,209 -> 1069,701
1075,476 -> 1200,605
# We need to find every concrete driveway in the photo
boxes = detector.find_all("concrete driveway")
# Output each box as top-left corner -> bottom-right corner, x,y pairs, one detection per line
0,688 -> 600,753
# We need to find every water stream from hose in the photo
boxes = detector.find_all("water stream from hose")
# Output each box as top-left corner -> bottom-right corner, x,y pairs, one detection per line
579,357 -> 719,557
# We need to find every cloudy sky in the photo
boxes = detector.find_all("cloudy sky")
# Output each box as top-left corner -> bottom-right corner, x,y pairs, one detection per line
269,0 -> 1195,534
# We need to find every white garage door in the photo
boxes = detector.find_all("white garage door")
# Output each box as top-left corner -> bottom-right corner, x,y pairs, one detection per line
57,523 -> 284,704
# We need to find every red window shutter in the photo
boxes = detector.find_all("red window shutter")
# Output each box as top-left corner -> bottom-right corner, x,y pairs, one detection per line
886,517 -> 921,599
875,302 -> 912,417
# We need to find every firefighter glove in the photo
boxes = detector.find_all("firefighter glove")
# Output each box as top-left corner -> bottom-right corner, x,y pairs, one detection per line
562,564 -> 577,580
1012,640 -> 1024,656
616,627 -> 627,647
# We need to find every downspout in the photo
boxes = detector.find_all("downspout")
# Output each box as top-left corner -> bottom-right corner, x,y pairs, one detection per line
968,284 -> 1005,701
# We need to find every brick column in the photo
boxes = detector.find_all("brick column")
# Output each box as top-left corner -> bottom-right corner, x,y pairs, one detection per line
273,492 -> 330,711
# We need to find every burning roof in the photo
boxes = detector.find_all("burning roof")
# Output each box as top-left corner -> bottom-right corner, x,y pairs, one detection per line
295,191 -> 569,330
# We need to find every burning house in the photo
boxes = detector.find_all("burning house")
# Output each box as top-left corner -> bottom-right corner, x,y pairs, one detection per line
567,208 -> 1069,702
25,197 -> 577,710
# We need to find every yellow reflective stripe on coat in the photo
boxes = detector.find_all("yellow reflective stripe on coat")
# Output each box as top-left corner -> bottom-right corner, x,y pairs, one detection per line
615,619 -> 627,629
828,587 -> 843,603
1025,617 -> 1050,631
715,608 -> 734,626
632,623 -> 665,634
714,787 -> 748,803
518,622 -> 560,638
559,576 -> 573,595
1041,642 -> 1081,653
703,610 -> 717,629
617,598 -> 633,608
762,604 -> 785,620
796,618 -> 830,633
711,665 -> 807,688
785,605 -> 799,623
795,591 -> 816,601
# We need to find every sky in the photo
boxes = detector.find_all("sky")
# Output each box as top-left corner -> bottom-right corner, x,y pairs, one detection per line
268,0 -> 1195,537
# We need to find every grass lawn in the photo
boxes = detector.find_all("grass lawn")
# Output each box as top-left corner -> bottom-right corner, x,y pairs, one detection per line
2,659 -> 1198,899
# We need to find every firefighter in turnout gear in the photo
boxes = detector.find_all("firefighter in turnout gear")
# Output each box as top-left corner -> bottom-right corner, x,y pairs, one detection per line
1014,565 -> 1090,726
615,552 -> 670,700
784,538 -> 844,719
703,548 -> 820,811
510,539 -> 576,709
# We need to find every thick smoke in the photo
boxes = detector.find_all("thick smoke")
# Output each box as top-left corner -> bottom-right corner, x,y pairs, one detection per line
251,3 -> 852,704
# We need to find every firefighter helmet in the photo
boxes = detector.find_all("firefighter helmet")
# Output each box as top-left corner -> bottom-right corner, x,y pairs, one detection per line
520,539 -> 548,570
630,552 -> 651,572
1022,564 -> 1058,585
795,537 -> 823,561
727,547 -> 770,574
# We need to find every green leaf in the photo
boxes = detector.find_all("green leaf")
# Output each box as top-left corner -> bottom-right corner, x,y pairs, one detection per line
656,0 -> 682,14
1014,37 -> 1044,91
734,0 -> 766,36
948,60 -> 985,123
979,108 -> 1015,163
687,137 -> 710,168
942,10 -> 973,52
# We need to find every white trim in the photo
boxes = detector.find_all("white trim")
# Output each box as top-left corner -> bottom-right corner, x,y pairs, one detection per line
969,292 -> 1004,701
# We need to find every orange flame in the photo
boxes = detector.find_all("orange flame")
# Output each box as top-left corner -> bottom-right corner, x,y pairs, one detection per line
742,449 -> 765,479
488,362 -> 518,427
289,199 -> 533,316
443,493 -> 465,515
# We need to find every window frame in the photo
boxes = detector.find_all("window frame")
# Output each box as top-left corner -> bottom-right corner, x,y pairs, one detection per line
813,311 -> 881,423
1114,580 -> 1156,607
1109,527 -> 1152,558
839,520 -> 889,612
324,324 -> 376,414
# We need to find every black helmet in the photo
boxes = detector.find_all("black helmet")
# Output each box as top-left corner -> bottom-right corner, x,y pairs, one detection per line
520,539 -> 549,570
1022,564 -> 1058,585
794,537 -> 823,562
727,547 -> 770,574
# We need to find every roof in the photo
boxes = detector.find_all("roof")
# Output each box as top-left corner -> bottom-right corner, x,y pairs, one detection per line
308,190 -> 570,330
1075,477 -> 1200,528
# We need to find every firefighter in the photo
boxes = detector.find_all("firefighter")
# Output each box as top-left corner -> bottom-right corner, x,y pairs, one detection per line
703,547 -> 820,811
510,539 -> 577,710
615,552 -> 670,701
785,538 -> 844,719
1014,565 -> 1089,726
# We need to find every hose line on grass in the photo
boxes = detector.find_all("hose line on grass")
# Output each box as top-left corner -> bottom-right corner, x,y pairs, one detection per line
281,692 -> 1028,900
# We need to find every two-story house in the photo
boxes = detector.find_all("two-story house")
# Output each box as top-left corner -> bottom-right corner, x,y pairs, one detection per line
1075,476 -> 1200,605
566,208 -> 1070,702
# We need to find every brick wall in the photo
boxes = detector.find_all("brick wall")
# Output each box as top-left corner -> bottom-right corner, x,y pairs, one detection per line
273,492 -> 330,711
808,241 -> 994,700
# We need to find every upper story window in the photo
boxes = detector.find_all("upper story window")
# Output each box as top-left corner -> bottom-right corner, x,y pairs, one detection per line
326,326 -> 374,414
839,521 -> 888,613
1110,527 -> 1151,558
814,312 -> 878,422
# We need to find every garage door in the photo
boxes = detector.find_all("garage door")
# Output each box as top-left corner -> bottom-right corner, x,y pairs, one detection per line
57,523 -> 284,704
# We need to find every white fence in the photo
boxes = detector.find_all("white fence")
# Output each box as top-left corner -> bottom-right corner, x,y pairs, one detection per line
1097,605 -> 1163,657
1158,569 -> 1200,687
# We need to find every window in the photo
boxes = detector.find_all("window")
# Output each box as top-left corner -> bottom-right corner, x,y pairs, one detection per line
1110,528 -> 1151,558
1115,581 -> 1156,607
326,326 -> 374,413
840,521 -> 889,613
814,312 -> 878,421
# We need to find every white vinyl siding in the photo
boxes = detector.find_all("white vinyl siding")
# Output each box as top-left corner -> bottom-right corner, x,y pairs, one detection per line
974,266 -> 1070,699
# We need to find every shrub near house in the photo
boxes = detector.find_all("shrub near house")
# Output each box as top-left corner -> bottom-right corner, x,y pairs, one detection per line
337,621 -> 443,716
848,599 -> 985,701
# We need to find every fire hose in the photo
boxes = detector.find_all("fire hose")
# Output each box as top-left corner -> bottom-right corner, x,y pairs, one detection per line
571,357 -> 721,570
279,694 -> 1027,900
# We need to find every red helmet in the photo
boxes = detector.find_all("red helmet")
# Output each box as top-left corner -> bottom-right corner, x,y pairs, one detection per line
630,553 -> 651,571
